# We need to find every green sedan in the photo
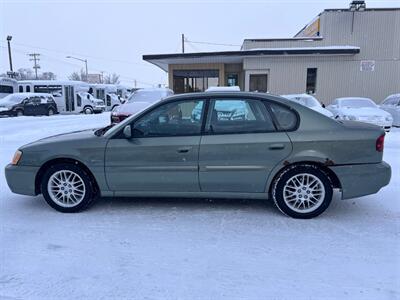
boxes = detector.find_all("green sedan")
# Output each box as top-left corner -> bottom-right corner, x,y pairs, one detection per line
5,92 -> 391,218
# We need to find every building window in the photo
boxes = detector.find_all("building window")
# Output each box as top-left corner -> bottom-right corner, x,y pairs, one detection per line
173,70 -> 219,94
26,86 -> 30,92
19,86 -> 23,92
306,68 -> 317,94
249,74 -> 268,92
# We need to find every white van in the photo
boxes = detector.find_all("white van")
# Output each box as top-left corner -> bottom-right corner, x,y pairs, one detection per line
18,80 -> 105,114
90,84 -> 121,111
0,77 -> 18,99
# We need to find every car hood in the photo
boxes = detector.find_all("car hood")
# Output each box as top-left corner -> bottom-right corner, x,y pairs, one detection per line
21,129 -> 99,149
0,100 -> 17,108
340,107 -> 391,117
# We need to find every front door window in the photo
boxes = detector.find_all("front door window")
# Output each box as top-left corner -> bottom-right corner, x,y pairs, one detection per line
133,100 -> 205,137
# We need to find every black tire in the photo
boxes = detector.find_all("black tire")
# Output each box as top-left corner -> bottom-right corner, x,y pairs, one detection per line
271,164 -> 333,219
83,107 -> 93,114
40,163 -> 97,213
16,110 -> 24,117
47,108 -> 55,116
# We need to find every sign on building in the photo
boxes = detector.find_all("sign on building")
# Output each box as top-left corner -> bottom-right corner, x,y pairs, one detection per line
360,60 -> 375,72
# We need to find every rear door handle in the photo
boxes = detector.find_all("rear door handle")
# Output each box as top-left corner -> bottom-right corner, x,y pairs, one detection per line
269,143 -> 285,150
177,147 -> 192,153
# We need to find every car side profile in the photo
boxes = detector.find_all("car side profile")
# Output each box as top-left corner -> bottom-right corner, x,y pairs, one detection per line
0,93 -> 58,117
5,92 -> 391,218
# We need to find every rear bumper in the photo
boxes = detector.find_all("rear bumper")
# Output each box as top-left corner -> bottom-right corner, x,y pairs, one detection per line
5,164 -> 40,196
329,161 -> 391,199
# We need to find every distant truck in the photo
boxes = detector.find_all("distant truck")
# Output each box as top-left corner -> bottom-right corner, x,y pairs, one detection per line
18,80 -> 105,114
89,84 -> 121,111
0,77 -> 18,99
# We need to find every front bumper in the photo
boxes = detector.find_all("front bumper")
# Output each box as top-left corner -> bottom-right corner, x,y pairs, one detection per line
329,161 -> 391,200
0,108 -> 15,116
5,164 -> 40,196
93,105 -> 106,113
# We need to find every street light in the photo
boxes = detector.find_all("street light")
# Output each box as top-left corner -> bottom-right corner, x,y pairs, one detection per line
66,56 -> 88,82
6,36 -> 14,74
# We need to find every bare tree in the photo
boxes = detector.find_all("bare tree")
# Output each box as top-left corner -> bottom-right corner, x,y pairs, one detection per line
68,69 -> 86,81
41,72 -> 57,80
103,73 -> 120,84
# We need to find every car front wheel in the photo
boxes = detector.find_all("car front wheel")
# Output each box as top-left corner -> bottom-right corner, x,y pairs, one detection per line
271,164 -> 333,219
83,107 -> 93,114
41,163 -> 96,212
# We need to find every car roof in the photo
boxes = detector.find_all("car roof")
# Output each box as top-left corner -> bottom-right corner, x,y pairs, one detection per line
162,91 -> 292,105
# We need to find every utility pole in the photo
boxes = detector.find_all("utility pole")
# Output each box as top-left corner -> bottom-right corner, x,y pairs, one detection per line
181,33 -> 185,53
28,53 -> 41,79
6,36 -> 14,76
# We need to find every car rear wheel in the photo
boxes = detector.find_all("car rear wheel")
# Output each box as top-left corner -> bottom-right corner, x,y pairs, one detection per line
271,164 -> 333,219
41,163 -> 96,212
83,107 -> 93,114
16,110 -> 24,117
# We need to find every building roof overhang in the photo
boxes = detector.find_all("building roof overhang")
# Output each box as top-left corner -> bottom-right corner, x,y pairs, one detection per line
143,46 -> 360,71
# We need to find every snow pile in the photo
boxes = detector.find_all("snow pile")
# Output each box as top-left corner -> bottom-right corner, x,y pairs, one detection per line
0,114 -> 399,299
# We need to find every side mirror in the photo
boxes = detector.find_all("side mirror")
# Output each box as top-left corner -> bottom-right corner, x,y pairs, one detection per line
123,125 -> 132,139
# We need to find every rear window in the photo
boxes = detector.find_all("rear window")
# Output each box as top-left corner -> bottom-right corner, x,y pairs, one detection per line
269,103 -> 298,131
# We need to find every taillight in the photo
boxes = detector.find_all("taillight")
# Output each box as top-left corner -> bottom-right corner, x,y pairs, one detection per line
376,134 -> 385,152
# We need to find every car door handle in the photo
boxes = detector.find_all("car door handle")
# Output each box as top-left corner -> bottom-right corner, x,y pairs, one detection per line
177,147 -> 192,153
269,144 -> 285,150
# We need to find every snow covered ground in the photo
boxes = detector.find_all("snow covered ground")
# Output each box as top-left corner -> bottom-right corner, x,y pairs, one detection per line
0,114 -> 399,299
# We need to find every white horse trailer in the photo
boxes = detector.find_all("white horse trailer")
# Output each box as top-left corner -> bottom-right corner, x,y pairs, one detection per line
0,77 -> 18,99
90,84 -> 121,111
18,80 -> 105,114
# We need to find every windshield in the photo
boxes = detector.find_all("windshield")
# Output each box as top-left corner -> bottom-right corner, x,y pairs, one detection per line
340,98 -> 376,108
0,94 -> 24,103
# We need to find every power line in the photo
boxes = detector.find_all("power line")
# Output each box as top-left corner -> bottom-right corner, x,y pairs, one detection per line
0,41 -> 152,67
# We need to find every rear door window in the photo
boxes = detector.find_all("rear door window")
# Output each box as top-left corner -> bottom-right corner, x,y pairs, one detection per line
207,99 -> 276,134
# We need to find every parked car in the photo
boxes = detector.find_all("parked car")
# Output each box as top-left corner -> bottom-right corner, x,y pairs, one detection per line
0,93 -> 58,117
327,97 -> 393,132
282,94 -> 333,118
5,92 -> 391,219
380,94 -> 400,127
111,88 -> 173,123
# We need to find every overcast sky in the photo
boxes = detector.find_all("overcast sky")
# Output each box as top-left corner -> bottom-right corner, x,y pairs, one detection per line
1,0 -> 399,87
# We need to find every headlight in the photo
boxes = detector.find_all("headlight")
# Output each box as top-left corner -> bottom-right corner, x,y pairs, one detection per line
385,116 -> 393,121
11,150 -> 22,165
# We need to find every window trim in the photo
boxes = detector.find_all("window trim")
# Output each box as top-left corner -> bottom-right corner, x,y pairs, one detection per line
111,95 -> 300,139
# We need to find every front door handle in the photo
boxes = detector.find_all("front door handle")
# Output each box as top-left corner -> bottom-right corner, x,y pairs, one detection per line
269,143 -> 285,150
177,147 -> 192,153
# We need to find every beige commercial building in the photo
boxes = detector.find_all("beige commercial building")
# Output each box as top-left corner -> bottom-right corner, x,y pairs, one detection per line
143,3 -> 400,104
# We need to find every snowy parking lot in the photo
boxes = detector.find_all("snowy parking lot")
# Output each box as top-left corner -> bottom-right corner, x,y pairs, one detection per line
0,113 -> 399,299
